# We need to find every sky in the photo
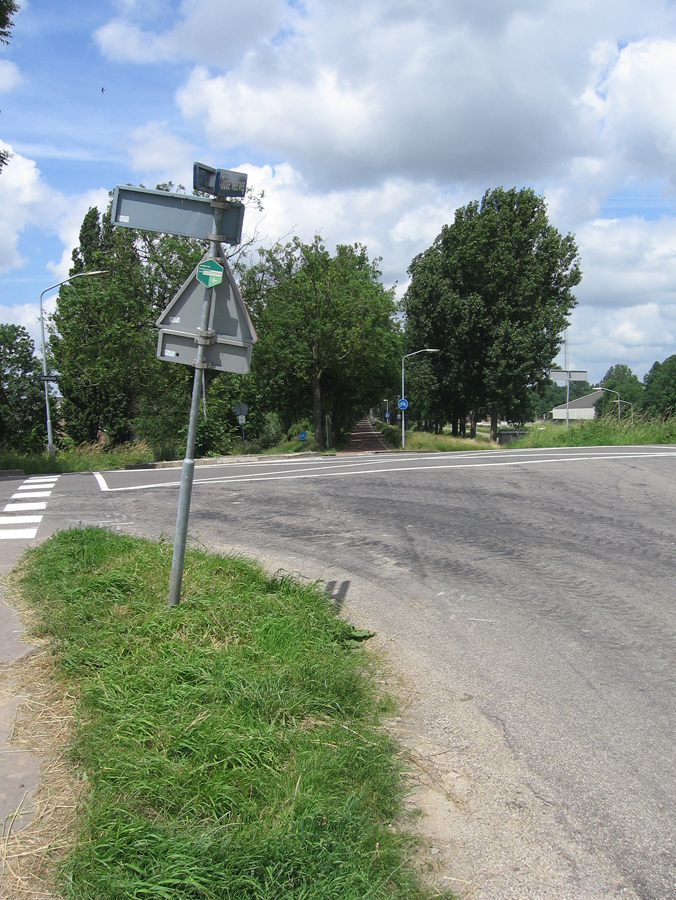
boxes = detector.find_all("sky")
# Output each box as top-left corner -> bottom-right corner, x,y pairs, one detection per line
2,0 -> 676,384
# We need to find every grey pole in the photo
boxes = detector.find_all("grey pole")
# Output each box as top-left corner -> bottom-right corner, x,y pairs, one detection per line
168,206 -> 223,606
401,357 -> 406,450
401,349 -> 440,451
39,290 -> 55,459
39,270 -> 107,459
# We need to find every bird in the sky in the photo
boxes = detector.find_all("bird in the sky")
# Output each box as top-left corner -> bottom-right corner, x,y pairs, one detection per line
101,87 -> 105,93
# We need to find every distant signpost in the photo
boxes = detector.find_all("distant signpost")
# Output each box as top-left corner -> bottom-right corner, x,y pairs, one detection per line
299,431 -> 307,441
398,398 -> 409,410
550,369 -> 588,429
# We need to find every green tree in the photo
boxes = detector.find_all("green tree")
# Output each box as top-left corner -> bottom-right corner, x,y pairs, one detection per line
643,355 -> 676,419
242,237 -> 399,449
0,1 -> 19,173
50,207 -> 152,444
0,0 -> 18,42
403,187 -> 581,439
595,364 -> 643,419
0,323 -> 46,452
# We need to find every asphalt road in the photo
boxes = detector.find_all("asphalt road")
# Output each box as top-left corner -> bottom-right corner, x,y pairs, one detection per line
2,446 -> 676,898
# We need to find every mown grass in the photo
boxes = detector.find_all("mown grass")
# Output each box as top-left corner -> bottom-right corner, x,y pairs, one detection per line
375,422 -> 494,452
15,528 -> 447,900
0,442 -> 155,475
512,414 -> 676,448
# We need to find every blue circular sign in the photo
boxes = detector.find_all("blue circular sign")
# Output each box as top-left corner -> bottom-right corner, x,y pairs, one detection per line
298,431 -> 307,441
398,398 -> 409,410
385,411 -> 391,419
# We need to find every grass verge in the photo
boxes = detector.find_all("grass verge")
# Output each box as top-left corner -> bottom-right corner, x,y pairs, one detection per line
375,422 -> 494,452
0,442 -> 155,476
512,415 -> 676,448
8,528 -> 448,900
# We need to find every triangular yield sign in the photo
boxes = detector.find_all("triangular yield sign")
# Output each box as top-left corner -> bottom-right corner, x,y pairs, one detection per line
156,253 -> 257,347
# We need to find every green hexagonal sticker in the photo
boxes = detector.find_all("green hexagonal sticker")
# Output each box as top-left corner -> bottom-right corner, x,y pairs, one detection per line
197,258 -> 224,288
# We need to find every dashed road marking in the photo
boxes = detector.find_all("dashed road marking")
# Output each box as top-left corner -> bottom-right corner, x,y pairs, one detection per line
3,502 -> 47,512
11,491 -> 52,499
0,475 -> 60,540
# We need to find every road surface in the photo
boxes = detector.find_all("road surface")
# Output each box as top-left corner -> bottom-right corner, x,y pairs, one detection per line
1,446 -> 675,898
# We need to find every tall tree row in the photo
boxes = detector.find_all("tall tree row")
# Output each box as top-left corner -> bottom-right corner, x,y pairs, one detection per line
48,208 -> 400,454
240,236 -> 400,449
403,186 -> 582,438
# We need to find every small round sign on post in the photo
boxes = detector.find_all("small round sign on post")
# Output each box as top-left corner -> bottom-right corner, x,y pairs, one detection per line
398,398 -> 409,410
298,431 -> 307,441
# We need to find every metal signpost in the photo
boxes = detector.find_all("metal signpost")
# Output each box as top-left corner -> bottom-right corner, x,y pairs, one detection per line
550,369 -> 588,428
401,348 -> 439,449
234,402 -> 248,451
112,164 -> 254,606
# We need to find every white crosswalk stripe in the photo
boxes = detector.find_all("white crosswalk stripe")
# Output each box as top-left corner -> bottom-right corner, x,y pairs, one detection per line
0,474 -> 60,540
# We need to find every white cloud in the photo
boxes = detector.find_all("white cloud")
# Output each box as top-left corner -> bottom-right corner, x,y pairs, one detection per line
568,301 -> 676,382
585,37 -> 676,187
95,0 -> 288,67
0,59 -> 20,93
127,121 -> 197,182
0,141 -> 110,280
576,215 -> 676,309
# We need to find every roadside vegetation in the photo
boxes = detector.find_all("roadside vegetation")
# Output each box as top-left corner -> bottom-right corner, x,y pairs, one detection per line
0,441 -> 155,475
8,528 -> 447,900
513,414 -> 676,448
376,421 -> 494,452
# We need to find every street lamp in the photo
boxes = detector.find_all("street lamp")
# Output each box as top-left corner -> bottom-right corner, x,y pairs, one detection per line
595,386 -> 633,425
383,398 -> 389,423
39,270 -> 107,458
401,348 -> 440,450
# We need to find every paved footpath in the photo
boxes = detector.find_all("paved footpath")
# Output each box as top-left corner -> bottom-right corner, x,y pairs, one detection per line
340,418 -> 390,452
0,473 -> 62,838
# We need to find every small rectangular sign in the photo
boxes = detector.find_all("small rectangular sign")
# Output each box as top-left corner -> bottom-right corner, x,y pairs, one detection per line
550,369 -> 588,382
157,330 -> 252,374
111,185 -> 245,244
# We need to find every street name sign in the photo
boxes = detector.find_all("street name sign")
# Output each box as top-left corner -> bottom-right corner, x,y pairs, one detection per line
197,259 -> 223,287
550,369 -> 587,383
111,185 -> 245,244
398,398 -> 409,410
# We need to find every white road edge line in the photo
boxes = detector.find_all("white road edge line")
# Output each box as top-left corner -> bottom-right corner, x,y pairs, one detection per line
93,447 -> 676,491
93,451 -> 676,493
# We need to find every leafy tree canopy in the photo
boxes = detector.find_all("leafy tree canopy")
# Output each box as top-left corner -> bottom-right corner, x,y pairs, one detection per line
241,236 -> 400,448
0,0 -> 18,43
403,186 -> 581,436
0,1 -> 19,173
595,364 -> 644,418
643,355 -> 676,419
0,323 -> 46,452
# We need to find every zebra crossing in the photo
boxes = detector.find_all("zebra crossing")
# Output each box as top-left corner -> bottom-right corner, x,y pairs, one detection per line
0,475 -> 60,540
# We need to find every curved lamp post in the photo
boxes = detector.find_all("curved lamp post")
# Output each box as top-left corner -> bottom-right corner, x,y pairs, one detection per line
401,348 -> 439,450
39,270 -> 107,457
596,386 -> 634,425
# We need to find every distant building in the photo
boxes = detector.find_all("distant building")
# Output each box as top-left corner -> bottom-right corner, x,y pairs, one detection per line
551,390 -> 603,421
